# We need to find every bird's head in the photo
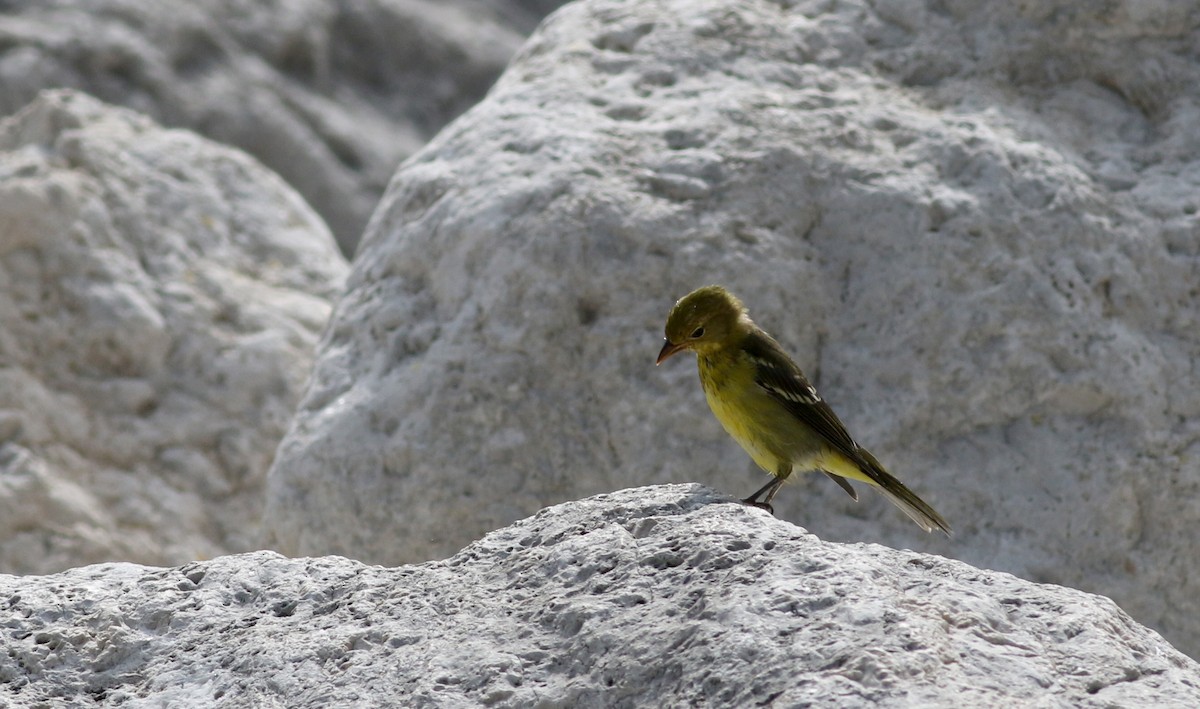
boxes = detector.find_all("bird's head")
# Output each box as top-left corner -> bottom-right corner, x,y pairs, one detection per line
657,285 -> 749,364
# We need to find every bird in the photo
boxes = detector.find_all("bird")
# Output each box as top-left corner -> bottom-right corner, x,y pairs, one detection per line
656,285 -> 950,534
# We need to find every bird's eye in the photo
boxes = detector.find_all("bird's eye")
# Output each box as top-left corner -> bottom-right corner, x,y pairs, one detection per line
690,327 -> 705,339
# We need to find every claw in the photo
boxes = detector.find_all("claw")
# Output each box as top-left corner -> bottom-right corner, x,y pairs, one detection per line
741,475 -> 785,515
741,498 -> 775,515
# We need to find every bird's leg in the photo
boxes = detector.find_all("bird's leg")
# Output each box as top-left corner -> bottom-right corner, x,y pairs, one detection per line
762,472 -> 790,506
741,468 -> 792,515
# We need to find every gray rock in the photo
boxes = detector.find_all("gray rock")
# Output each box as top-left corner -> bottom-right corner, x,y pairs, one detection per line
262,0 -> 1200,658
0,90 -> 348,574
0,0 -> 563,252
5,485 -> 1199,707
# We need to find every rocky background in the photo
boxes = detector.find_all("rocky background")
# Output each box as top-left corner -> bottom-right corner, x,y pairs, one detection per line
2,0 -> 1199,694
5,486 -> 1199,707
0,0 -> 565,253
0,0 -> 565,574
261,0 -> 1200,661
0,90 -> 347,574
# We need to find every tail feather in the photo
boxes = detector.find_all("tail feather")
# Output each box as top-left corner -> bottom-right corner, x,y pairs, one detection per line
823,472 -> 859,501
858,450 -> 952,536
876,483 -> 952,535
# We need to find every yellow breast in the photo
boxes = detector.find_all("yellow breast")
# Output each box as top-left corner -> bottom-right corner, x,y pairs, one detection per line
697,351 -> 787,476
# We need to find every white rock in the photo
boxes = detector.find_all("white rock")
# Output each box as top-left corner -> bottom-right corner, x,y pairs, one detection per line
0,90 -> 348,574
0,0 -> 550,251
263,0 -> 1200,658
6,485 -> 1200,706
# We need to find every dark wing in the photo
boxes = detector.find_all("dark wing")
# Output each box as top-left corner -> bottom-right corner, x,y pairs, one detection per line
744,329 -> 952,534
741,329 -> 866,468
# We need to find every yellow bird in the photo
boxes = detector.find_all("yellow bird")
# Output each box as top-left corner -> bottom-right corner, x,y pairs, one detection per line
657,285 -> 950,534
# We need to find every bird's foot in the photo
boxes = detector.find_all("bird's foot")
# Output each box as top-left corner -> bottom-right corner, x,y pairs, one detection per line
740,498 -> 775,515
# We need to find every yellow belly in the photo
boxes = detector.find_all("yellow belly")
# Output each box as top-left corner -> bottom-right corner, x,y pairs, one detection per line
705,388 -> 777,473
697,351 -> 874,485
698,351 -> 790,476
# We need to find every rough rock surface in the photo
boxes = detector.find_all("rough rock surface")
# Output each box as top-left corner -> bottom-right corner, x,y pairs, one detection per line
263,0 -> 1200,657
0,0 -> 565,251
0,90 -> 348,574
5,486 -> 1199,707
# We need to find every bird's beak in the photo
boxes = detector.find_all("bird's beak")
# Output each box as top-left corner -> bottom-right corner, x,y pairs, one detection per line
656,339 -> 685,365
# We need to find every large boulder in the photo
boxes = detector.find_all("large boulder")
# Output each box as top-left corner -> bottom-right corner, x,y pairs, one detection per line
0,90 -> 348,574
263,0 -> 1200,657
5,485 -> 1198,706
0,0 -> 566,251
